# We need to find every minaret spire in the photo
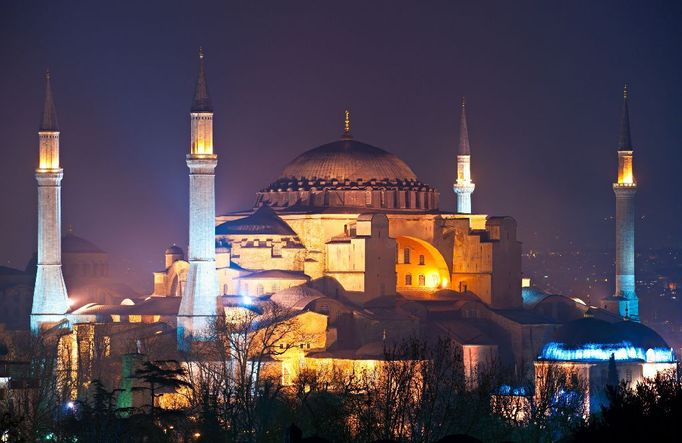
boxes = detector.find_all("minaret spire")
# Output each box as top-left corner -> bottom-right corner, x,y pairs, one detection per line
458,97 -> 470,155
453,97 -> 475,213
607,84 -> 639,321
178,48 -> 219,349
40,69 -> 59,131
191,47 -> 213,113
618,84 -> 632,150
32,70 -> 70,332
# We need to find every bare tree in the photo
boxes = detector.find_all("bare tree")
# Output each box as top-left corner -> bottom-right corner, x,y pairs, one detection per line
2,329 -> 74,440
184,302 -> 309,442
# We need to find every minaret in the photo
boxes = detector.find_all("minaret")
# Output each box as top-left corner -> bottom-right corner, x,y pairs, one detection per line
611,85 -> 639,321
453,98 -> 475,213
31,70 -> 70,332
177,48 -> 219,348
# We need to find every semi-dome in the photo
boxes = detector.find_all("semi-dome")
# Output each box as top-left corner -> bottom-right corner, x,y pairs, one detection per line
282,139 -> 418,182
256,137 -> 439,212
538,317 -> 674,363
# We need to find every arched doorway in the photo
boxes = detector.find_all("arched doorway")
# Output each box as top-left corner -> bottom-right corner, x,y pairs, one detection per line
396,236 -> 449,292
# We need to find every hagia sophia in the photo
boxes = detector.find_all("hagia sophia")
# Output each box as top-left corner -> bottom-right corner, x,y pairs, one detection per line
0,50 -> 676,411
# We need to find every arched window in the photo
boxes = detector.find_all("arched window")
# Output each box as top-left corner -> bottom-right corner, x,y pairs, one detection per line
405,274 -> 412,286
419,255 -> 425,265
404,248 -> 411,264
418,274 -> 425,286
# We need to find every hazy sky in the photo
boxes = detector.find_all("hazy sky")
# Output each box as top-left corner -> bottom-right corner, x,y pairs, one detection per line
1,1 -> 681,291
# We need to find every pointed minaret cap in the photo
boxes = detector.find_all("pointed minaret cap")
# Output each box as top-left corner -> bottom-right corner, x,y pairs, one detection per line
40,69 -> 59,131
341,109 -> 352,139
618,84 -> 632,150
458,97 -> 470,155
191,47 -> 213,112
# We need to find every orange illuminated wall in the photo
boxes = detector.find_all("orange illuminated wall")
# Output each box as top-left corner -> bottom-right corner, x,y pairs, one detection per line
396,236 -> 449,291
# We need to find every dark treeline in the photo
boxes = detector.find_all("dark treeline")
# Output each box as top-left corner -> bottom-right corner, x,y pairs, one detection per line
1,321 -> 680,442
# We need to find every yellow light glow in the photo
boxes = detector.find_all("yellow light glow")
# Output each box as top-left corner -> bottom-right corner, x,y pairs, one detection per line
618,153 -> 634,184
190,113 -> 213,155
38,132 -> 60,170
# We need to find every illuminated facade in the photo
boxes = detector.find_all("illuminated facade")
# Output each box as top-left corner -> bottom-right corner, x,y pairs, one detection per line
177,48 -> 220,347
605,85 -> 639,320
31,71 -> 70,333
453,98 -> 475,214
66,94 -> 529,377
25,56 -> 673,412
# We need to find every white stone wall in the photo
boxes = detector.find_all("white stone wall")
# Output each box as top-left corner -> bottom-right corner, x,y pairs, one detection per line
178,156 -> 219,345
31,169 -> 69,332
613,184 -> 638,319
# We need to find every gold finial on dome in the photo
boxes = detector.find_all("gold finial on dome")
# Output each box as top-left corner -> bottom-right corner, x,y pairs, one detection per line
342,109 -> 352,139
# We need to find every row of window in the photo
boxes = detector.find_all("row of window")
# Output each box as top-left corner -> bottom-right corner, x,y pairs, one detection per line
404,273 -> 442,287
402,248 -> 425,265
404,274 -> 426,286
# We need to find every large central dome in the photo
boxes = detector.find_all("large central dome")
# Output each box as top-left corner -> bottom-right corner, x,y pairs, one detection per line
281,139 -> 417,181
256,136 -> 439,212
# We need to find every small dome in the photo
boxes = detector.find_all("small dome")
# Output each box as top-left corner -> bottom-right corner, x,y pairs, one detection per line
281,139 -> 417,182
270,285 -> 325,310
612,320 -> 669,350
551,317 -> 620,347
216,205 -> 296,236
539,317 -> 675,363
62,233 -> 103,253
165,245 -> 184,255
522,286 -> 550,307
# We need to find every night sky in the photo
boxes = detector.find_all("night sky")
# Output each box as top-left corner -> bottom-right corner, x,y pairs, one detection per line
1,1 -> 681,291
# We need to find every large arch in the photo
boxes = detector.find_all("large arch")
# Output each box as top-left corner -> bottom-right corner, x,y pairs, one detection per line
396,236 -> 450,292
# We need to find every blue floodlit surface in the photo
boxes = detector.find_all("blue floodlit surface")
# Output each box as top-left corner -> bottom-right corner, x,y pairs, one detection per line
539,341 -> 675,363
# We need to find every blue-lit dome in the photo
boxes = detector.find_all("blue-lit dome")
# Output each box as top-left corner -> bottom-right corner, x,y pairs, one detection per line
521,286 -> 549,307
538,317 -> 675,363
